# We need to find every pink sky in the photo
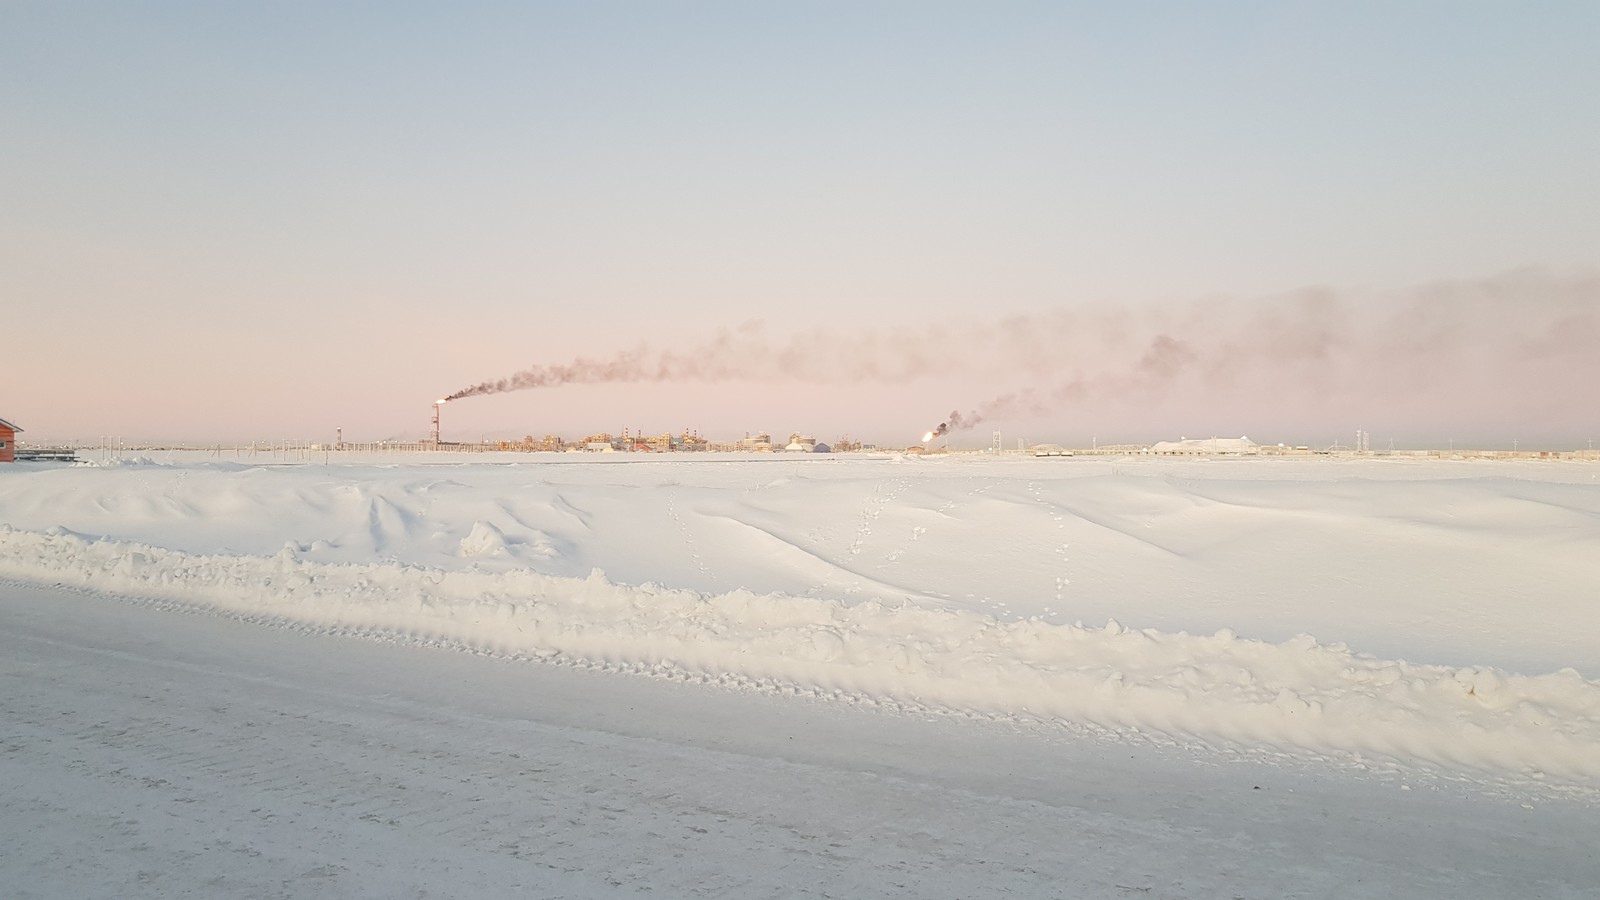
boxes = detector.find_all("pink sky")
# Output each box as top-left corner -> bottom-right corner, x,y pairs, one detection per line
5,4 -> 1597,449
9,267 -> 1594,450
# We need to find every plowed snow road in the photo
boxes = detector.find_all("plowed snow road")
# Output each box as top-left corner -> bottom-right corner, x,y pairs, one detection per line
2,582 -> 1594,899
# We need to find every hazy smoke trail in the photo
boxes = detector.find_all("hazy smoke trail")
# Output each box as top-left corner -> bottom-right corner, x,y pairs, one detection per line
932,269 -> 1600,435
444,269 -> 1599,434
444,321 -> 1008,401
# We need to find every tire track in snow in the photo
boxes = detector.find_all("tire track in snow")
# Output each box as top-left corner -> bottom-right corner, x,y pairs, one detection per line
3,640 -> 813,895
3,601 -> 1269,900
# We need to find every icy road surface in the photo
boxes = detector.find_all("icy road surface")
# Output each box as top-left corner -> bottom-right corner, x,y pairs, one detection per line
4,582 -> 1596,900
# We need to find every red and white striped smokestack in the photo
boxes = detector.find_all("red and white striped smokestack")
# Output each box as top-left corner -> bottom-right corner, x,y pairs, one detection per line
431,399 -> 446,445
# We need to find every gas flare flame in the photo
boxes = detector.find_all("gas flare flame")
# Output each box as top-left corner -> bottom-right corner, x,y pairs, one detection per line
920,413 -> 970,442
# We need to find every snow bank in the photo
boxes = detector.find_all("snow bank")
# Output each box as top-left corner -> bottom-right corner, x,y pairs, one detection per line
6,455 -> 1598,673
4,524 -> 1597,781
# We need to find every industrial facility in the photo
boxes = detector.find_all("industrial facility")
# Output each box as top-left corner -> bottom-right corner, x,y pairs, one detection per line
8,406 -> 1595,461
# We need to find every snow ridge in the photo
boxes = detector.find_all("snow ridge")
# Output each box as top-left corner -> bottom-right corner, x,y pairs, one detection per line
3,524 -> 1597,782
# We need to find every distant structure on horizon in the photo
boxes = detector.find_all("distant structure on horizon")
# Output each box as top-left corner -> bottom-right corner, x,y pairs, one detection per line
1149,436 -> 1260,456
0,416 -> 21,463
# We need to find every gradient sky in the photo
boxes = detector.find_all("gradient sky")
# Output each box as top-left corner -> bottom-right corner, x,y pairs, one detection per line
4,2 -> 1597,448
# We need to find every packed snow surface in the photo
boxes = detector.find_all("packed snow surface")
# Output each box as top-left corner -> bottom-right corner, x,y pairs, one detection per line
2,452 -> 1598,789
12,581 -> 1597,899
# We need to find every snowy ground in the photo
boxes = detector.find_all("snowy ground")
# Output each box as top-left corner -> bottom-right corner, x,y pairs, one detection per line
2,452 -> 1598,896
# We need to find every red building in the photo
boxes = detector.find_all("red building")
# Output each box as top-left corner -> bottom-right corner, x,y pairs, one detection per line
0,417 -> 20,462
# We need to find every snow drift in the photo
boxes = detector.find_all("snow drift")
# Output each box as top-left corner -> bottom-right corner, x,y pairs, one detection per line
3,521 -> 1598,781
3,452 -> 1598,786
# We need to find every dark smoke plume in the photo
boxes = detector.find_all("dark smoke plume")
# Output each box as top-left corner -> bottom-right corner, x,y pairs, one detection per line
923,411 -> 975,439
443,269 -> 1599,436
443,321 -> 1009,401
920,269 -> 1599,437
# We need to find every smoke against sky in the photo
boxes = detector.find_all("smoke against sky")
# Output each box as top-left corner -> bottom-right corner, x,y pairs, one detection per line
442,269 -> 1598,444
4,4 -> 1598,445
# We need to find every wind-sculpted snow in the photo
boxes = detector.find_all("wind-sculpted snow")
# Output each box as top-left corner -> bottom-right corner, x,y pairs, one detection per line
8,455 -> 1600,674
3,524 -> 1598,782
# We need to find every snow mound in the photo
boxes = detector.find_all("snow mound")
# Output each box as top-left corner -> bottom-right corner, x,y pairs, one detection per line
74,455 -> 165,468
459,521 -> 510,557
2,525 -> 1597,782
